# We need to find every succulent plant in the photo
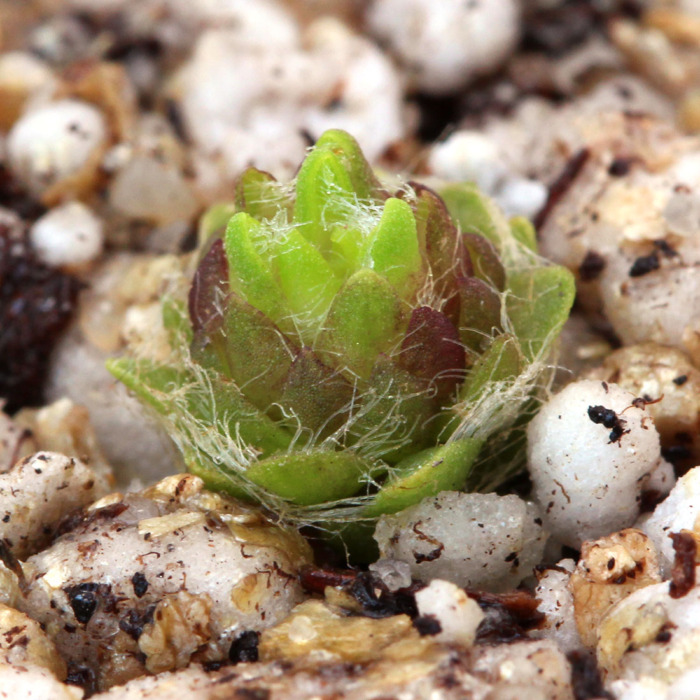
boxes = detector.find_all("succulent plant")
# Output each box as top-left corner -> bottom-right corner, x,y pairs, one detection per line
108,130 -> 574,543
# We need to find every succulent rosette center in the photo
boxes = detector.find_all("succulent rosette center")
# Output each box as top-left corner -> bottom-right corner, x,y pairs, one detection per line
108,130 -> 574,537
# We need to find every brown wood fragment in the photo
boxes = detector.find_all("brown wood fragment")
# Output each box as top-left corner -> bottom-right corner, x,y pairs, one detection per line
669,530 -> 697,599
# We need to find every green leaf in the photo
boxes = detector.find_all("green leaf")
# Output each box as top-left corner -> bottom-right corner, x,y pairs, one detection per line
397,306 -> 465,401
317,269 -> 407,379
509,216 -> 538,252
272,228 -> 342,342
366,437 -> 484,516
439,184 -> 502,249
313,130 -> 384,202
278,347 -> 354,436
245,450 -> 370,506
162,297 -> 192,348
506,266 -> 576,361
328,224 -> 364,279
107,357 -> 293,458
294,147 -> 354,252
224,212 -> 289,325
197,203 -> 237,250
350,356 -> 436,463
205,378 -> 293,455
364,197 -> 422,300
106,357 -> 185,415
459,334 -> 522,405
183,445 -> 250,501
234,168 -> 289,221
219,294 -> 297,411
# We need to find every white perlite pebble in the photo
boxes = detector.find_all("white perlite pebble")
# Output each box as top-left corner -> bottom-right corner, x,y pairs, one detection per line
642,458 -> 676,500
0,52 -> 54,92
0,664 -> 82,700
30,201 -> 104,268
7,99 -> 107,198
428,130 -> 547,219
528,380 -> 661,548
429,131 -> 507,194
367,0 -> 520,94
176,18 -> 405,180
0,51 -> 56,125
374,491 -> 548,592
414,579 -> 484,646
496,177 -> 548,220
642,467 -> 700,577
368,559 -> 412,593
598,577 -> 700,694
530,559 -> 584,655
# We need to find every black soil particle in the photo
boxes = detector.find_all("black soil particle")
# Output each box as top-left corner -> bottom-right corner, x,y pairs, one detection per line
470,589 -> 545,644
229,630 -> 260,664
414,94 -> 464,142
607,157 -> 633,177
65,663 -> 97,697
119,604 -> 156,641
587,405 -> 628,443
413,614 -> 442,636
0,221 -> 81,412
345,571 -> 419,619
629,251 -> 660,277
0,537 -> 25,585
65,582 -> 114,625
568,651 -> 612,700
131,571 -> 149,598
578,251 -> 606,282
300,566 -> 419,619
65,584 -> 100,625
0,165 -> 46,220
521,0 -> 597,57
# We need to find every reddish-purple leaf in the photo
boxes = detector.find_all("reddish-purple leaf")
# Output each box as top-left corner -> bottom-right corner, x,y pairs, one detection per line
398,306 -> 466,401
457,277 -> 503,355
461,233 -> 505,291
188,238 -> 229,334
406,182 -> 471,299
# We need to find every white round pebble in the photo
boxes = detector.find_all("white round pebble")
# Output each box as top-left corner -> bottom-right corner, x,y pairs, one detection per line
429,131 -> 507,194
30,201 -> 104,268
527,380 -> 662,548
367,0 -> 520,94
530,559 -> 584,654
109,155 -> 198,225
163,0 -> 299,47
642,457 -> 676,501
0,51 -> 55,111
496,176 -> 548,220
414,579 -> 484,646
641,467 -> 700,576
428,130 -> 547,219
176,19 -> 405,180
7,99 -> 107,198
599,578 -> 700,693
373,491 -> 548,592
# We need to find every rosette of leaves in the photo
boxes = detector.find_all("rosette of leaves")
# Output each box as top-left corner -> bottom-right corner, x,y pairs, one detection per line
108,130 -> 574,536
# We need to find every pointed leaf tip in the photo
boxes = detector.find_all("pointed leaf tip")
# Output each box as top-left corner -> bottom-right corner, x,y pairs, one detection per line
365,197 -> 422,300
